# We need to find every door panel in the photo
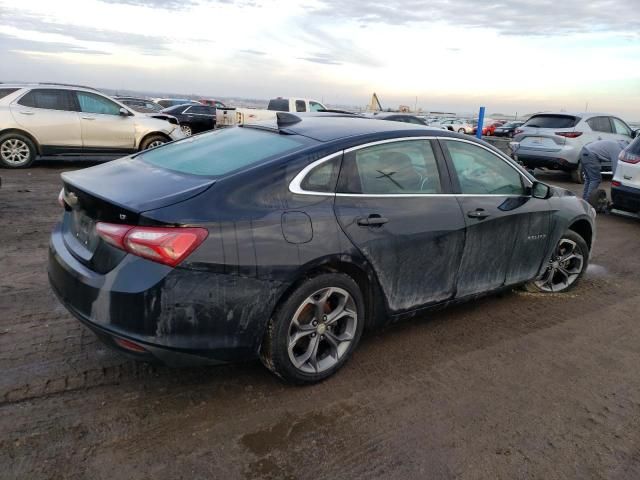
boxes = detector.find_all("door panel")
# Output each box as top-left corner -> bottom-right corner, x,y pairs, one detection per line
75,91 -> 135,150
10,89 -> 82,147
333,139 -> 466,313
441,139 -> 550,297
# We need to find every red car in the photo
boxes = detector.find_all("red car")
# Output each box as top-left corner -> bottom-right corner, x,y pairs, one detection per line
473,121 -> 506,136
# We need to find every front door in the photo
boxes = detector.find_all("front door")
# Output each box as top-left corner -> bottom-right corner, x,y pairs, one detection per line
439,139 -> 551,297
334,138 -> 466,313
74,91 -> 135,151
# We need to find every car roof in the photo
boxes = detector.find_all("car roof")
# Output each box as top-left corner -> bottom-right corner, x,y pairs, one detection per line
0,82 -> 100,92
275,113 -> 466,142
361,112 -> 417,118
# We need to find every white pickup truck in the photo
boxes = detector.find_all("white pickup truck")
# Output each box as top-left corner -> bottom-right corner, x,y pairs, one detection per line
216,97 -> 327,127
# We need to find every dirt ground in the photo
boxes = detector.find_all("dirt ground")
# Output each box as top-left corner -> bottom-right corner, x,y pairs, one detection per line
1,160 -> 640,480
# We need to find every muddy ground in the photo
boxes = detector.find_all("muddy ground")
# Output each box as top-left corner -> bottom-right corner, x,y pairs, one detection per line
1,160 -> 639,480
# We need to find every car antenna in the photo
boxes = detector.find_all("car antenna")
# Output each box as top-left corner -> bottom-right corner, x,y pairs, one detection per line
276,112 -> 302,127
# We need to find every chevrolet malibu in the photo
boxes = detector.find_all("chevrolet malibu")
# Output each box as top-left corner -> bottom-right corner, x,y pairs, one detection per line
49,113 -> 596,384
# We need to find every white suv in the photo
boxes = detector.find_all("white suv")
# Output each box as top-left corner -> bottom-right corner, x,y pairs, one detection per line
0,84 -> 185,168
611,136 -> 640,216
513,112 -> 636,183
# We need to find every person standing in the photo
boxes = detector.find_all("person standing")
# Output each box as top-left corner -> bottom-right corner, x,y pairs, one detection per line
580,139 -> 629,201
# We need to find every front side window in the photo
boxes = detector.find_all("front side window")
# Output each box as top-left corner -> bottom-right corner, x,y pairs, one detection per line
140,127 -> 309,176
309,101 -> 324,112
295,100 -> 306,112
445,141 -> 525,195
338,140 -> 442,194
18,89 -> 73,111
587,116 -> 612,133
76,92 -> 121,115
611,117 -> 632,136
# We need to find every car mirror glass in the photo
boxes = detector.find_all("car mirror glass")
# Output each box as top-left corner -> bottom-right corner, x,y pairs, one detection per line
532,181 -> 550,199
119,107 -> 130,116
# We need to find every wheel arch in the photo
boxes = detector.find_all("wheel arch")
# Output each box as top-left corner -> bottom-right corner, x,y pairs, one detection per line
0,128 -> 42,154
137,131 -> 171,150
568,218 -> 593,249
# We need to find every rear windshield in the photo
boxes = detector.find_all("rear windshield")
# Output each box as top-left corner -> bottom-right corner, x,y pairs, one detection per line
0,88 -> 19,99
524,114 -> 579,129
267,99 -> 290,111
139,127 -> 309,176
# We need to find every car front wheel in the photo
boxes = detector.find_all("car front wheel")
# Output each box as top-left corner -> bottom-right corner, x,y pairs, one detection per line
525,230 -> 589,293
0,133 -> 36,168
261,273 -> 365,384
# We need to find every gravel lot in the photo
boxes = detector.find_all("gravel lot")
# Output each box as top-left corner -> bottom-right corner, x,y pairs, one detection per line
1,160 -> 640,479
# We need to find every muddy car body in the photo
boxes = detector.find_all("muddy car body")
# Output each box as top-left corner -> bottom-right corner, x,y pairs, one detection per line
49,114 -> 596,383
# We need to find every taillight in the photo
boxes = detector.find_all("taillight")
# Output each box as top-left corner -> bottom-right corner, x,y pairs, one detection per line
515,129 -> 524,135
113,337 -> 147,353
95,222 -> 208,267
619,151 -> 640,164
555,132 -> 583,138
612,180 -> 621,187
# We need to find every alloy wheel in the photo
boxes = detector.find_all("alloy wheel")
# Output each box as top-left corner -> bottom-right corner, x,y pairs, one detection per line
1,139 -> 30,166
534,238 -> 584,292
146,140 -> 166,149
287,287 -> 358,374
181,125 -> 192,136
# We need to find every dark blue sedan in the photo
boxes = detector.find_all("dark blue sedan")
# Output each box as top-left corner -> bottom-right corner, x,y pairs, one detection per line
49,113 -> 596,384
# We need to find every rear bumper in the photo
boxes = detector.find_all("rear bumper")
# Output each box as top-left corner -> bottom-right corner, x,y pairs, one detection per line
517,155 -> 578,171
611,184 -> 640,213
48,223 -> 282,366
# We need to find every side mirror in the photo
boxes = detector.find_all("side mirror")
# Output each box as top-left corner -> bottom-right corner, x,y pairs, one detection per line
633,129 -> 639,139
531,181 -> 551,199
119,107 -> 130,116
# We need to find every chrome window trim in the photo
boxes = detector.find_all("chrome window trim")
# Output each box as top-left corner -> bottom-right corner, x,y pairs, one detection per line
289,136 -> 533,197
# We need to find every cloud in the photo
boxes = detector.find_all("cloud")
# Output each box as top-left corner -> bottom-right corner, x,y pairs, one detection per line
0,33 -> 110,55
97,0 -> 258,9
239,49 -> 266,55
308,0 -> 640,36
298,54 -> 341,65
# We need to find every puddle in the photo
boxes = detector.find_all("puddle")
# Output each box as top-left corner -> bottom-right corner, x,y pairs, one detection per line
586,264 -> 609,277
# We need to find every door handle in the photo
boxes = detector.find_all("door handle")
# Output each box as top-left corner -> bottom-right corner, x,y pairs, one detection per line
19,111 -> 34,115
357,215 -> 388,227
467,208 -> 490,220
81,116 -> 96,120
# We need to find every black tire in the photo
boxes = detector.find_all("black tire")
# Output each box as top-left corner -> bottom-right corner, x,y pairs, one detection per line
524,230 -> 589,293
140,134 -> 168,151
458,128 -> 465,134
260,273 -> 365,384
570,162 -> 585,184
0,132 -> 36,168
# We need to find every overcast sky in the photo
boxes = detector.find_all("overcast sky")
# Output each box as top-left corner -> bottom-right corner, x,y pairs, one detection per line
1,0 -> 639,118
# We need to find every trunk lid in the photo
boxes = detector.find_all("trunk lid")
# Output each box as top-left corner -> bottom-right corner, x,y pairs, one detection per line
60,156 -> 215,272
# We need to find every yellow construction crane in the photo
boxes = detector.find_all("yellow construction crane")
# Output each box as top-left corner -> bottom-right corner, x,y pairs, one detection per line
367,93 -> 383,112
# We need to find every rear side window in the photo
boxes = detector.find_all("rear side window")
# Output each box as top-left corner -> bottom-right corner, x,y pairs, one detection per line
267,98 -> 290,111
338,140 -> 442,194
0,88 -> 18,99
18,89 -> 73,111
300,156 -> 341,192
140,127 -> 309,176
587,116 -> 612,133
524,114 -> 579,129
295,100 -> 306,112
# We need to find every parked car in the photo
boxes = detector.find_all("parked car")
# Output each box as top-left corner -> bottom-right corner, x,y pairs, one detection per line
114,96 -> 164,112
198,99 -> 227,109
161,104 -> 216,136
155,98 -> 202,108
0,84 -> 184,168
363,112 -> 429,125
494,121 -> 524,138
49,112 -> 596,384
514,112 -> 636,183
473,121 -> 505,136
439,118 -> 474,134
216,97 -> 327,127
611,134 -> 640,216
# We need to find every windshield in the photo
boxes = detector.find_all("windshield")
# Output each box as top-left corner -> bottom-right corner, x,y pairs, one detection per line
139,127 -> 311,176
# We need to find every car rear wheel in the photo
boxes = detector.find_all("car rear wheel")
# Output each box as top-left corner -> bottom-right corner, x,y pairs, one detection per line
140,135 -> 168,150
260,273 -> 364,384
0,133 -> 36,168
180,125 -> 192,136
458,128 -> 465,134
570,162 -> 585,184
525,230 -> 589,293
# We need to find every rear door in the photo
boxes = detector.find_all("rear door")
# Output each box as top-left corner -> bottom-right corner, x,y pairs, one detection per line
183,105 -> 215,133
10,88 -> 82,149
334,138 -> 466,313
74,91 -> 135,151
440,139 -> 551,296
